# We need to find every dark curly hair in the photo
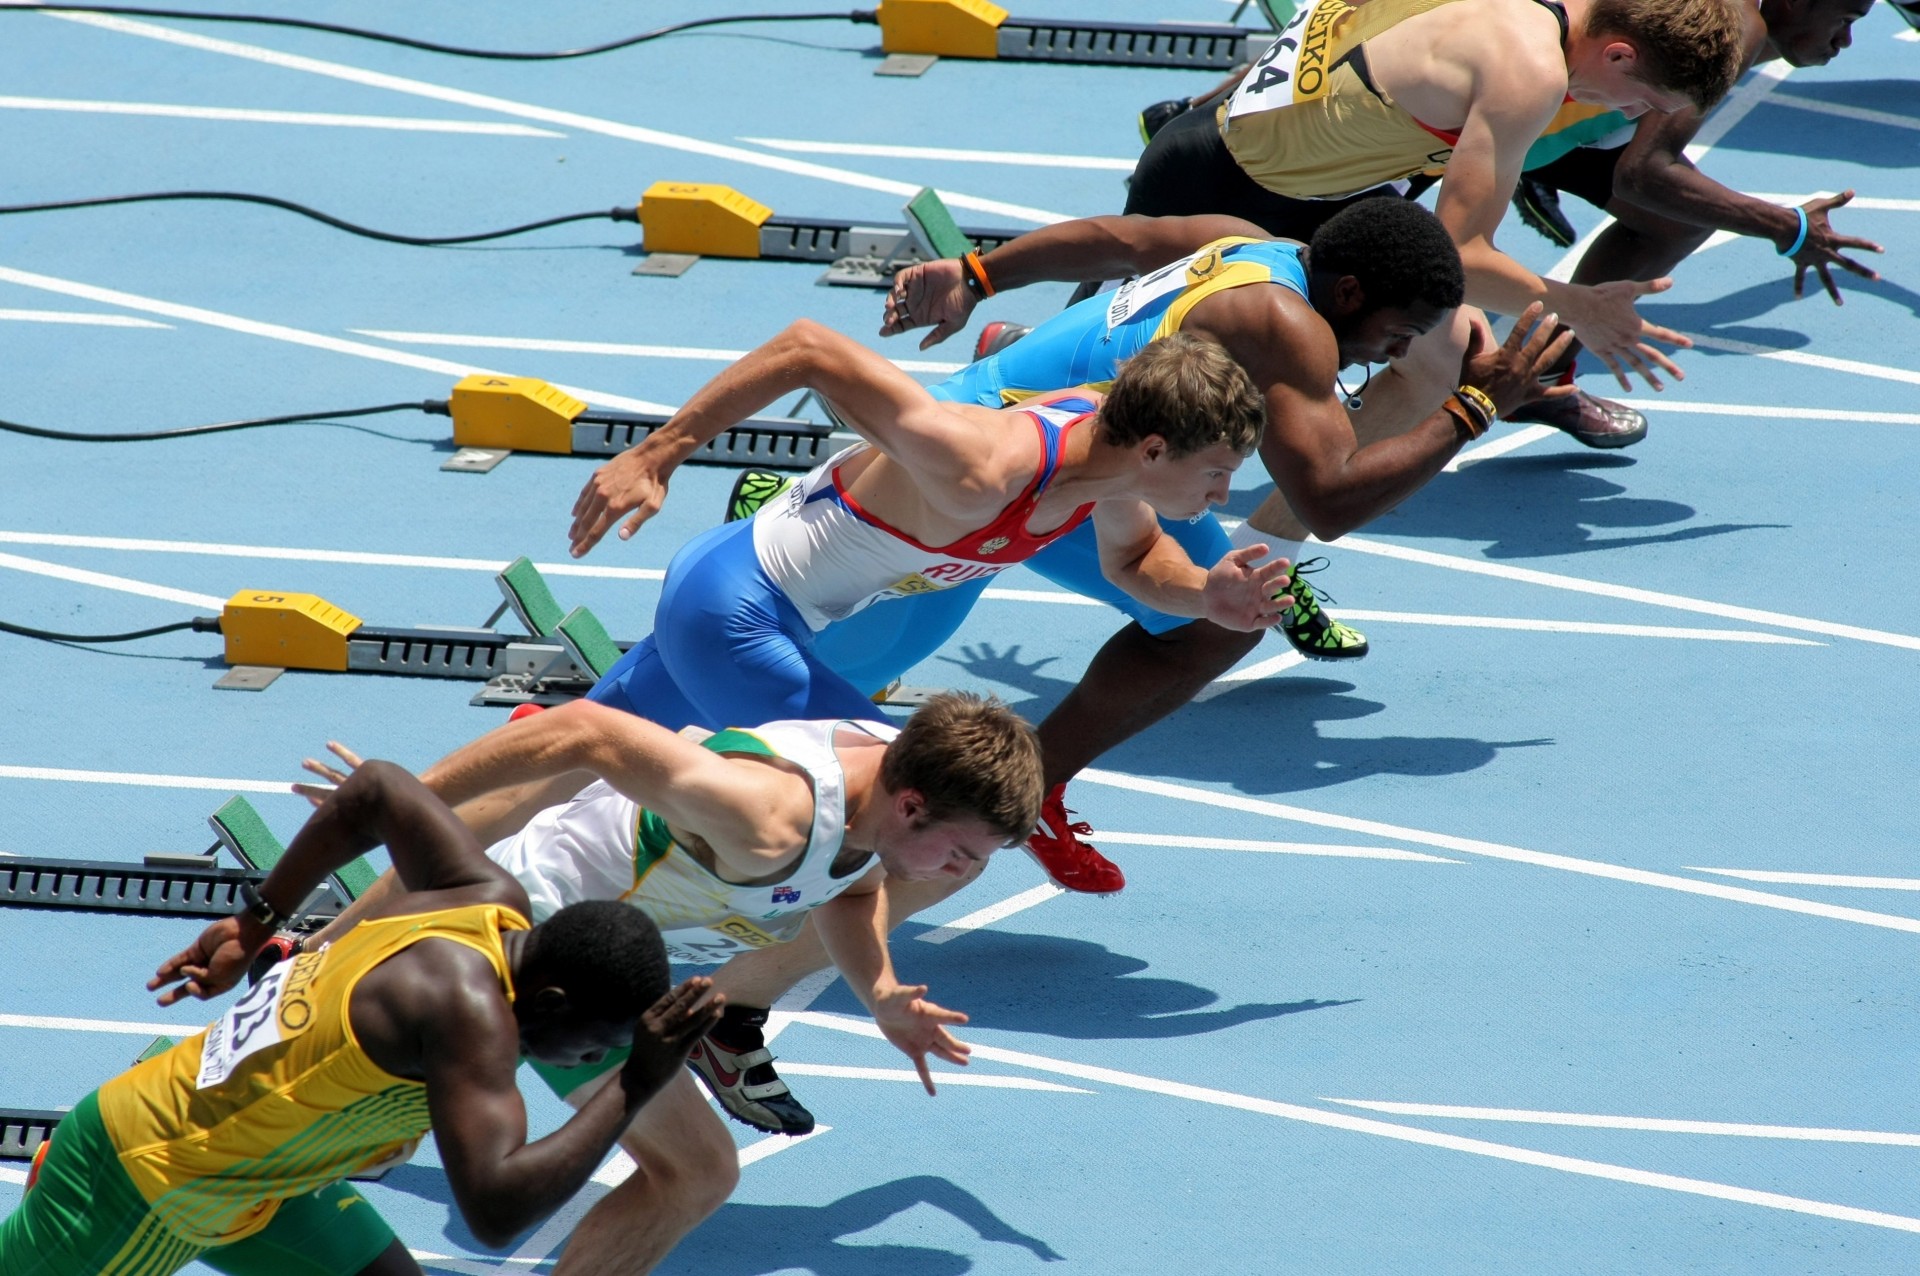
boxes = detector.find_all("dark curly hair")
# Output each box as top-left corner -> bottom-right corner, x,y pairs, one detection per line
1308,197 -> 1465,314
525,900 -> 670,1020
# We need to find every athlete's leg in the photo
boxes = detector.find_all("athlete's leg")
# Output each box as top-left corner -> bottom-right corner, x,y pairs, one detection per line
809,578 -> 992,696
207,1183 -> 414,1276
546,1071 -> 740,1276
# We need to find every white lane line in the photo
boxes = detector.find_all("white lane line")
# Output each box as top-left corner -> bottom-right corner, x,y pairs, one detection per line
0,549 -> 223,608
738,137 -> 1136,171
1745,193 -> 1920,213
916,883 -> 1065,945
1684,331 -> 1920,388
0,530 -> 664,581
1320,1098 -> 1920,1145
1612,398 -> 1920,425
0,307 -> 169,328
777,1063 -> 1092,1093
47,12 -> 1069,226
737,1124 -> 832,1166
762,967 -> 845,1046
978,585 -> 1099,606
1095,831 -> 1458,863
790,1012 -> 1920,1235
1073,768 -> 1920,934
1333,611 -> 1818,645
1688,868 -> 1920,891
0,764 -> 289,793
353,329 -> 967,375
1445,424 -> 1559,470
0,264 -> 677,415
0,1167 -> 24,1186
1764,91 -> 1920,132
1192,649 -> 1306,702
0,94 -> 564,136
1329,534 -> 1920,653
0,1012 -> 185,1035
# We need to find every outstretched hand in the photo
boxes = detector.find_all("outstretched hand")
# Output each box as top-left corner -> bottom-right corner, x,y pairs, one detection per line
1460,302 -> 1577,418
1561,276 -> 1689,393
873,982 -> 971,1095
880,259 -> 977,350
621,977 -> 726,1102
569,442 -> 676,558
293,740 -> 363,808
1201,545 -> 1294,633
1789,190 -> 1883,305
149,915 -> 267,1006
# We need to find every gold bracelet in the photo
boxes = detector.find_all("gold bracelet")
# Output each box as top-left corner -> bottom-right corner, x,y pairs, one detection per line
1454,383 -> 1495,421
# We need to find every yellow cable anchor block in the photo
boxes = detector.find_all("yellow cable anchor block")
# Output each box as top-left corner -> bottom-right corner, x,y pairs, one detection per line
220,592 -> 362,672
449,375 -> 587,455
638,182 -> 773,259
877,0 -> 1007,58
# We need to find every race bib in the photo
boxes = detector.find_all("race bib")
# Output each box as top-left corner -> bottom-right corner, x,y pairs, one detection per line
661,916 -> 790,965
1105,243 -> 1229,330
1227,0 -> 1348,118
195,948 -> 324,1089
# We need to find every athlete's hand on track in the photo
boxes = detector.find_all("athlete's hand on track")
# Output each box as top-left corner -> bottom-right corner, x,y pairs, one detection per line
1557,276 -> 1689,393
1202,545 -> 1294,632
150,916 -> 266,1006
873,982 -> 971,1095
1787,191 -> 1883,305
293,740 -> 362,807
569,441 -> 675,557
1460,302 -> 1577,417
621,977 -> 726,1102
880,258 -> 977,350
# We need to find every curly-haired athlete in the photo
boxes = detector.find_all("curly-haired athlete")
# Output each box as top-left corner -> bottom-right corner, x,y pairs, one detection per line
0,760 -> 720,1276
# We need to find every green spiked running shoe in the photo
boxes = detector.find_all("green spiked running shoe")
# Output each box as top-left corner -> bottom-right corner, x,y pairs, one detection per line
725,469 -> 793,523
1277,558 -> 1369,661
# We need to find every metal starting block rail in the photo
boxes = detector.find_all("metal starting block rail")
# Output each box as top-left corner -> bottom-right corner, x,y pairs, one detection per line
870,0 -> 1267,69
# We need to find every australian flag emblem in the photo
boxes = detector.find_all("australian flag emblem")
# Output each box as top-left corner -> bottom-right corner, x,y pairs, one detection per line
771,886 -> 802,905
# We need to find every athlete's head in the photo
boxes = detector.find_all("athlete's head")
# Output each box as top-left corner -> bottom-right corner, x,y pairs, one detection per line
871,692 -> 1043,881
1571,0 -> 1746,115
515,900 -> 671,1067
1306,198 -> 1462,367
1763,0 -> 1874,67
1099,332 -> 1265,521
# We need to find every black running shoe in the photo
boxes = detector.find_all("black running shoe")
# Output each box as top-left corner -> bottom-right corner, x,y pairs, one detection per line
725,469 -> 792,523
1277,558 -> 1369,661
1138,98 -> 1191,144
685,1006 -> 817,1136
1513,176 -> 1577,249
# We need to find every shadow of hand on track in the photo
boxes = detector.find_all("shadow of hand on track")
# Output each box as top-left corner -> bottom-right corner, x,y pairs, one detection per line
897,924 -> 1358,1040
1313,455 -> 1784,559
1721,81 -> 1920,169
662,1175 -> 1064,1275
935,646 -> 1546,796
1641,270 -> 1920,347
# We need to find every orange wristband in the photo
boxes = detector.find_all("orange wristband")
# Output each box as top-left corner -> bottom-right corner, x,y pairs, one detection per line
962,250 -> 996,298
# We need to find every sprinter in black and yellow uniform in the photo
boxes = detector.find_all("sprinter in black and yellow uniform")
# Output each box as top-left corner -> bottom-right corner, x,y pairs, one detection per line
1124,0 -> 1746,447
0,760 -> 721,1276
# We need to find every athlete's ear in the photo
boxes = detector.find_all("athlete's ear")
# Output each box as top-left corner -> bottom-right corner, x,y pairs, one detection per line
1140,434 -> 1169,463
896,787 -> 929,828
1332,274 -> 1367,317
530,985 -> 570,1018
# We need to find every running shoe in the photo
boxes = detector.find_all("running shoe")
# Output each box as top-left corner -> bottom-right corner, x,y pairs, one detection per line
1025,784 -> 1126,894
973,321 -> 1032,362
685,1006 -> 817,1136
1277,558 -> 1369,661
1138,98 -> 1191,144
1512,176 -> 1577,248
725,469 -> 793,523
1505,388 -> 1648,449
1893,0 -> 1920,30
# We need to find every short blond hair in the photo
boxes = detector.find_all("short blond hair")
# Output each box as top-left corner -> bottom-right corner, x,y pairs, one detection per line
1100,332 -> 1264,457
880,692 -> 1043,842
1588,0 -> 1746,110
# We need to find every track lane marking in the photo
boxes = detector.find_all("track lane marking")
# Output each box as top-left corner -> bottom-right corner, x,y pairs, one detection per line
42,11 -> 1069,225
0,549 -> 223,608
788,1012 -> 1920,1235
352,329 -> 965,374
1688,868 -> 1920,891
1320,1098 -> 1920,1145
916,883 -> 1065,944
737,137 -> 1136,170
0,94 -> 564,135
0,307 -> 168,327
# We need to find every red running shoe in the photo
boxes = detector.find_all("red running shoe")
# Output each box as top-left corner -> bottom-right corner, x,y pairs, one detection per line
1024,785 -> 1125,894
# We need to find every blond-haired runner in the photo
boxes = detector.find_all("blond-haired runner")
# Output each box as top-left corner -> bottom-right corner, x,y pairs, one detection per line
293,690 -> 1045,1267
0,760 -> 720,1276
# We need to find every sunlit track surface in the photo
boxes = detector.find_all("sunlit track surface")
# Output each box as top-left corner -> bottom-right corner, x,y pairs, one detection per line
3,3 -> 1919,1272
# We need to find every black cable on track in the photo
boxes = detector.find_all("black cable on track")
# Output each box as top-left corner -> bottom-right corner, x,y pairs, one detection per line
0,193 -> 637,247
0,6 -> 876,60
0,617 -> 218,643
0,401 -> 436,442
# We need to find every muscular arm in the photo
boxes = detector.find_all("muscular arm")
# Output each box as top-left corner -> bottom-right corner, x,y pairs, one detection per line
809,869 -> 897,1012
1192,289 -> 1474,539
1092,500 -> 1289,630
569,319 -> 995,555
879,214 -> 1275,347
420,700 -> 811,879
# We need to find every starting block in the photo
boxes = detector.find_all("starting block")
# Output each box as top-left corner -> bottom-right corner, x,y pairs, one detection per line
872,0 -> 1266,69
633,183 -> 1019,288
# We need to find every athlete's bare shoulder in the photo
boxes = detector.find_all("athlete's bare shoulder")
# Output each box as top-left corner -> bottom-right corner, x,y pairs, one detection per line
1181,280 -> 1338,394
